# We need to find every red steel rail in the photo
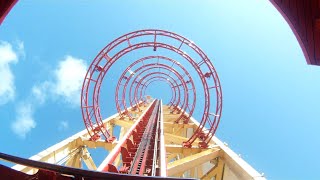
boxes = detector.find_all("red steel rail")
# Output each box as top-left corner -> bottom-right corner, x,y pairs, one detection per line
98,100 -> 166,176
97,100 -> 157,172
128,100 -> 161,175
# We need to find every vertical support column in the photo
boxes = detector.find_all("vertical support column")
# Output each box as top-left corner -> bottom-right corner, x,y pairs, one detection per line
113,126 -> 126,167
159,100 -> 167,177
65,152 -> 82,168
197,166 -> 203,178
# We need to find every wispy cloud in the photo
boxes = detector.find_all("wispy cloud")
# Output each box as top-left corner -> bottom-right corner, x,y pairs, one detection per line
11,102 -> 36,139
30,55 -> 87,107
0,41 -> 22,105
10,54 -> 87,138
1,39 -> 85,138
14,40 -> 25,59
0,40 -> 34,139
31,81 -> 51,105
58,120 -> 69,131
52,55 -> 87,106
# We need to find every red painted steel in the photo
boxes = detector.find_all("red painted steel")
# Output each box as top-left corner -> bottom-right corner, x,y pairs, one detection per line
0,0 -> 18,25
115,56 -> 196,115
81,29 -> 223,148
98,100 -> 157,172
129,100 -> 161,175
115,57 -> 196,123
270,0 -> 320,65
98,100 -> 165,175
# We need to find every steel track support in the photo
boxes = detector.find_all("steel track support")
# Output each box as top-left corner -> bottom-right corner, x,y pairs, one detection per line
97,100 -> 157,172
159,100 -> 167,177
200,158 -> 225,180
65,151 -> 82,168
167,148 -> 220,176
129,100 -> 160,175
12,122 -> 114,174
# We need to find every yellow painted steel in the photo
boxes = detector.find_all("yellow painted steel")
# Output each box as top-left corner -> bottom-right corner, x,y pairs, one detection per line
200,158 -> 225,180
167,148 -> 220,176
12,101 -> 265,180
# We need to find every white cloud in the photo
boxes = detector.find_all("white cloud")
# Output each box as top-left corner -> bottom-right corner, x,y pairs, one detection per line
0,41 -> 19,105
31,81 -> 51,105
9,55 -> 86,138
0,41 -> 18,64
16,40 -> 25,59
11,102 -> 36,139
58,120 -> 69,131
30,56 -> 87,107
52,56 -> 87,106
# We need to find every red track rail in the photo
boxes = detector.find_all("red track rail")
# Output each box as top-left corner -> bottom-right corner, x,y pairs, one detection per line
128,100 -> 161,175
98,100 -> 164,175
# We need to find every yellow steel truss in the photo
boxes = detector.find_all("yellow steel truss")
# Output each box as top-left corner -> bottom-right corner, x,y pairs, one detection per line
12,101 -> 265,180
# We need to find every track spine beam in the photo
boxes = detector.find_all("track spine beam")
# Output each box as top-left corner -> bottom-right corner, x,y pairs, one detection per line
97,100 -> 165,177
97,100 -> 157,172
129,100 -> 160,175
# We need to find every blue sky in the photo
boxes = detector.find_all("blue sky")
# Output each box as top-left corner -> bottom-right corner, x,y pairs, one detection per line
1,1 -> 320,180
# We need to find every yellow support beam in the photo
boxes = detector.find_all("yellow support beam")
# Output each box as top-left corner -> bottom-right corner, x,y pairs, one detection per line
166,144 -> 213,154
215,159 -> 225,180
190,168 -> 195,178
112,119 -> 134,128
12,110 -> 124,174
166,153 -> 177,162
197,165 -> 203,178
187,115 -> 266,180
163,122 -> 195,129
200,158 -> 224,180
114,126 -> 126,167
65,151 -> 81,168
165,133 -> 200,145
167,148 -> 220,176
173,126 -> 183,135
81,148 -> 97,170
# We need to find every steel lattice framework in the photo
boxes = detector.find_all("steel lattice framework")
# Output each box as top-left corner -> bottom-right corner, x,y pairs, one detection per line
0,29 -> 265,180
81,29 -> 223,148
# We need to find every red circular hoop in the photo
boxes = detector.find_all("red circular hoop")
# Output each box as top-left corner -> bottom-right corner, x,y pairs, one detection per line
81,29 -> 222,147
128,69 -> 191,122
139,78 -> 176,106
115,55 -> 196,123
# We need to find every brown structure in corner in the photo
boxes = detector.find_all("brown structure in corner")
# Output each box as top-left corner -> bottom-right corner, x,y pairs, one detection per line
0,0 -> 17,24
270,0 -> 320,65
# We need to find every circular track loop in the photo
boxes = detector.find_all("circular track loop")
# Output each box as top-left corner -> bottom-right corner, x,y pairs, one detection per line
81,29 -> 222,147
